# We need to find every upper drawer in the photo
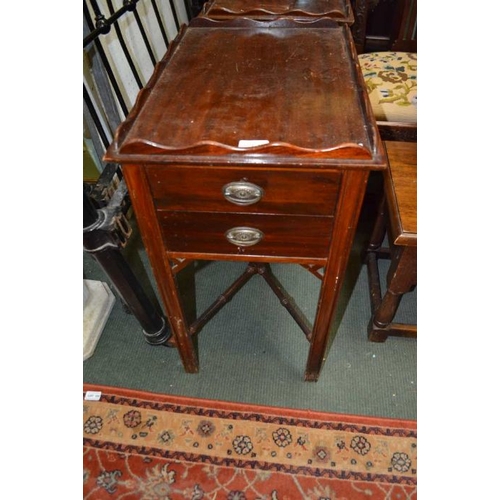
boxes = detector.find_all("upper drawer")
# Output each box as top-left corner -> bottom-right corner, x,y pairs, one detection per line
147,165 -> 341,216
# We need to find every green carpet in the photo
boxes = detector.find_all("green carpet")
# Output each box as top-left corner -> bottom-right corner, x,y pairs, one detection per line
83,208 -> 416,420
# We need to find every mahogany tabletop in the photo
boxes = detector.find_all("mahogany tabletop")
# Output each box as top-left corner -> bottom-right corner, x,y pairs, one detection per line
106,22 -> 385,169
384,141 -> 417,246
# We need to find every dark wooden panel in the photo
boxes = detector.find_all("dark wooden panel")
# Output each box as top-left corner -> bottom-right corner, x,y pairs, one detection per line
378,122 -> 417,143
158,211 -> 334,258
147,166 -> 342,215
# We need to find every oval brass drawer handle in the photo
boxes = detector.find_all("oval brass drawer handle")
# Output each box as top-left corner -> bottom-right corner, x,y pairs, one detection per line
225,227 -> 264,247
222,181 -> 264,206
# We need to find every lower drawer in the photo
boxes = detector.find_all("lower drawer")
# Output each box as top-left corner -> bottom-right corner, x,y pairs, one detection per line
158,211 -> 334,259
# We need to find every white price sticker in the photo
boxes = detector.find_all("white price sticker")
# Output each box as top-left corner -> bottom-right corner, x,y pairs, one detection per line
238,140 -> 269,148
85,391 -> 102,401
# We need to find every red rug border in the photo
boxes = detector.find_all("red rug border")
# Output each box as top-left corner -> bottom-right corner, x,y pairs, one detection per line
83,383 -> 416,431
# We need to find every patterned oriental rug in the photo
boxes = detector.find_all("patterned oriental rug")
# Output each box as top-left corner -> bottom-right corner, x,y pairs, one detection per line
83,384 -> 417,499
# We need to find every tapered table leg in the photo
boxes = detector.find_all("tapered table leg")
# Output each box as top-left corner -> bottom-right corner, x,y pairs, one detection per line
304,170 -> 370,381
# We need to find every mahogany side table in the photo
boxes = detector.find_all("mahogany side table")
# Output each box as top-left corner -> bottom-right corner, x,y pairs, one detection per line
105,21 -> 387,381
366,141 -> 417,341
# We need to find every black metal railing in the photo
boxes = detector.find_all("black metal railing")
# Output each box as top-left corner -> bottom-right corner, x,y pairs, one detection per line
83,0 -> 192,169
83,0 -> 195,347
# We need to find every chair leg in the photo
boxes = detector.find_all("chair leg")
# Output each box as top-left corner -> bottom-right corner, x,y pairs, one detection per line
368,246 -> 417,342
367,193 -> 387,252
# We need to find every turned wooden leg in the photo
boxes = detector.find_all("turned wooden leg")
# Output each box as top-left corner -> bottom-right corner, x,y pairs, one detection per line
368,291 -> 404,342
368,245 -> 417,342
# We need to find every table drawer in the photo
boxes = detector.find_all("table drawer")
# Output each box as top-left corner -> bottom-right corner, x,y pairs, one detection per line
147,166 -> 341,216
158,211 -> 334,258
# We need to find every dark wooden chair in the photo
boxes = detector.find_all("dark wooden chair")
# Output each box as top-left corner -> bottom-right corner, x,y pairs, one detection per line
351,0 -> 416,53
350,2 -> 417,340
351,0 -> 416,142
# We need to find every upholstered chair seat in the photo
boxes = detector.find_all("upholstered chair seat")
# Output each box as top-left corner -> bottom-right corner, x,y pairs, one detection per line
358,51 -> 417,125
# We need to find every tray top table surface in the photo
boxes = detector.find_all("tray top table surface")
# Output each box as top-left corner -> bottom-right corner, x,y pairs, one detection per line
107,23 -> 384,168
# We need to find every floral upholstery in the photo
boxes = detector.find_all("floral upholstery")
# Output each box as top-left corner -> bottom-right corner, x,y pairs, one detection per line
358,52 -> 417,124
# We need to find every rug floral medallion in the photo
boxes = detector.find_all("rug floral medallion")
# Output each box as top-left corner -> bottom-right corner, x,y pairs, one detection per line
83,385 -> 416,499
